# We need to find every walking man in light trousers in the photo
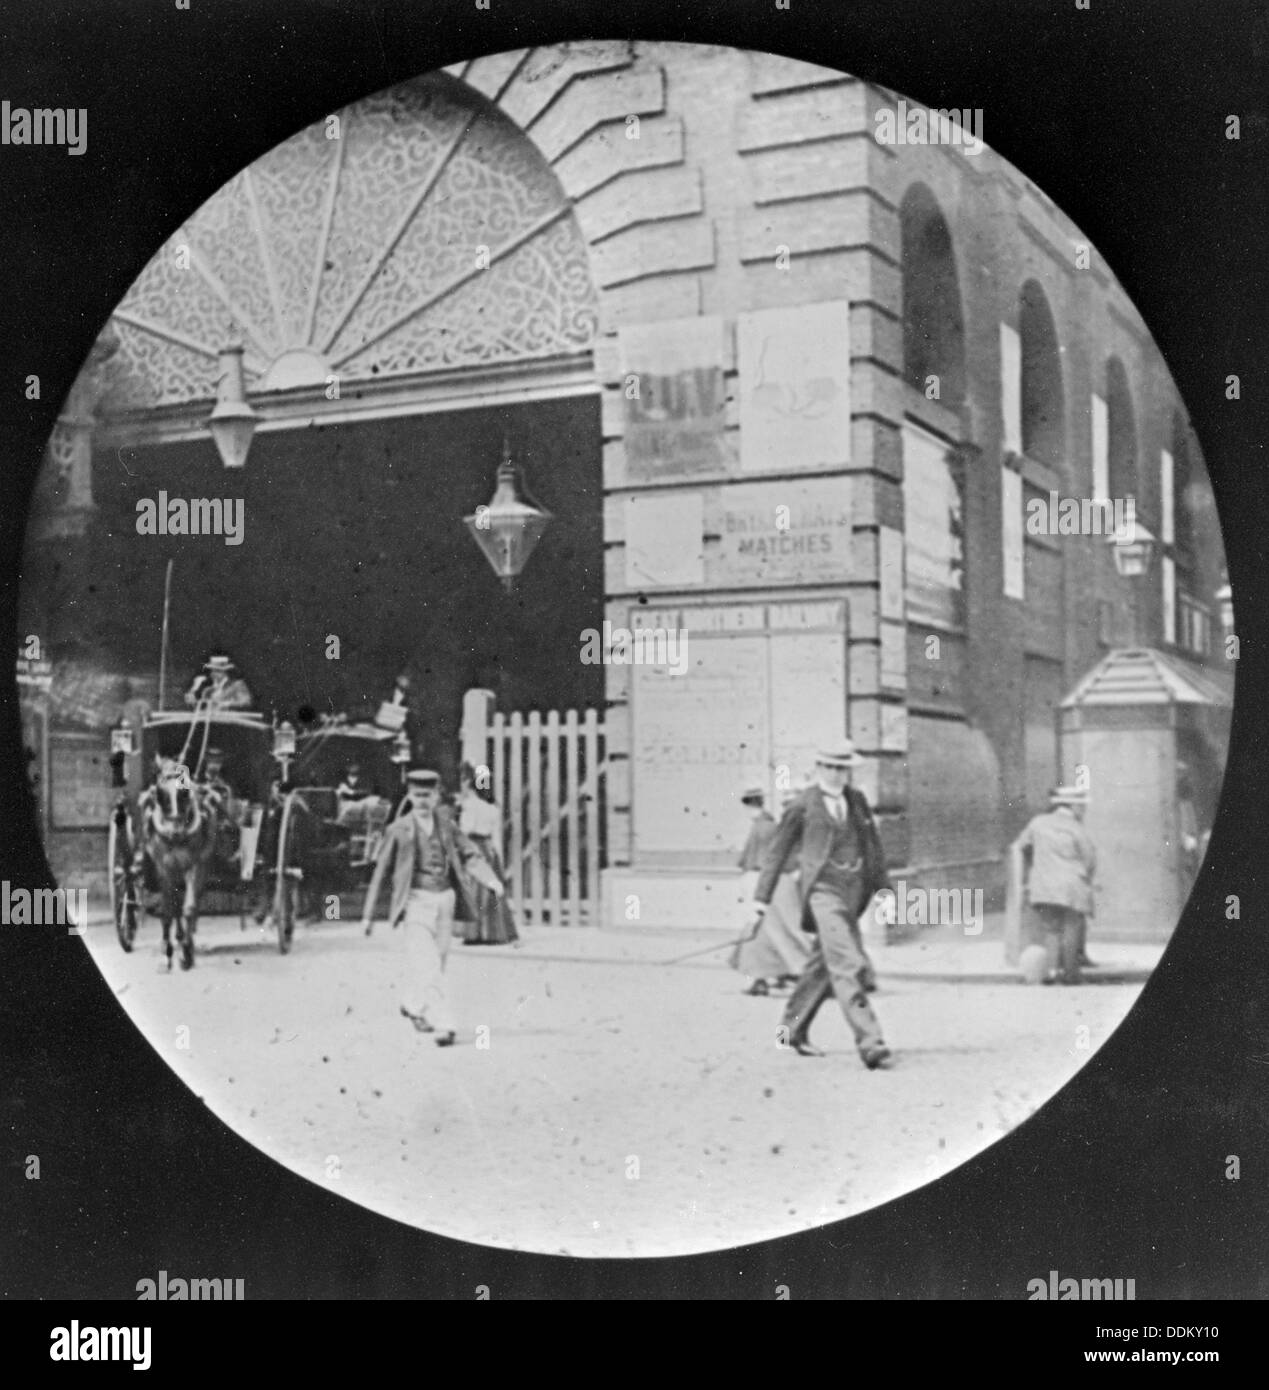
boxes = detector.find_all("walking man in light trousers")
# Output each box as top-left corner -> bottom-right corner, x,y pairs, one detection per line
360,768 -> 504,1047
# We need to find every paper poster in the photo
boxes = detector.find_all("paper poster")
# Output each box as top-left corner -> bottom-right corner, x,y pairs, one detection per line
619,316 -> 727,479
738,301 -> 851,471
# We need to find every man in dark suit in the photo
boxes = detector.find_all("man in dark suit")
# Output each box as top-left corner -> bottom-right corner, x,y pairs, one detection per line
359,768 -> 502,1048
752,743 -> 892,1068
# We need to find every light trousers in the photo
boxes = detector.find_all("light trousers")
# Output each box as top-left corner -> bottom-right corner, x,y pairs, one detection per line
782,884 -> 885,1056
401,887 -> 456,1031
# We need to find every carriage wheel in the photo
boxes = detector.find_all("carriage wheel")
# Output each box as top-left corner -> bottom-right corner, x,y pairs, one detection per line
274,792 -> 300,954
108,809 -> 140,952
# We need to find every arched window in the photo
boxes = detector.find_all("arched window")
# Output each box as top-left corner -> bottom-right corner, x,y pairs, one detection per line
900,184 -> 966,408
1018,281 -> 1064,468
1105,357 -> 1137,499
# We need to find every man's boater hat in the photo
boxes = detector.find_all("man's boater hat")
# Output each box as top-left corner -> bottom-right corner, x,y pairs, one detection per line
1049,785 -> 1089,806
204,654 -> 234,674
815,742 -> 861,768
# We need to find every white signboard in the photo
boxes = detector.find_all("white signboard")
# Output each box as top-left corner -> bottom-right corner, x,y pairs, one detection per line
738,301 -> 852,472
633,633 -> 769,857
623,492 -> 704,588
902,422 -> 964,627
768,630 -> 849,792
632,602 -> 848,859
710,477 -> 852,586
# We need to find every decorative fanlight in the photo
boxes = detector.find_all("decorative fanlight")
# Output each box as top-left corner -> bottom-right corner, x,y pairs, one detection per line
464,441 -> 552,590
208,344 -> 258,470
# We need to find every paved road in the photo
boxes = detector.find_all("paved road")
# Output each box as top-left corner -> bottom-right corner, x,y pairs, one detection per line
83,913 -> 1158,1257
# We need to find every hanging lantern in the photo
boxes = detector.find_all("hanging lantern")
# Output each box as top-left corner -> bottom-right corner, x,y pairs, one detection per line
272,720 -> 297,761
208,344 -> 259,470
391,729 -> 412,765
1215,578 -> 1233,637
464,442 -> 552,590
110,718 -> 135,756
1106,520 -> 1156,579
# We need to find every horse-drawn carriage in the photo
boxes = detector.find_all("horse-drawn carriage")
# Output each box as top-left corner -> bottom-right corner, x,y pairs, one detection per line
285,717 -> 405,916
108,709 -> 405,966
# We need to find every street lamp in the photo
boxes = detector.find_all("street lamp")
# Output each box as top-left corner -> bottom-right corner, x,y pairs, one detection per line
391,728 -> 412,790
272,719 -> 297,782
1106,518 -> 1156,646
109,716 -> 135,789
1215,577 -> 1233,639
464,440 -> 552,590
110,718 -> 135,757
208,344 -> 258,470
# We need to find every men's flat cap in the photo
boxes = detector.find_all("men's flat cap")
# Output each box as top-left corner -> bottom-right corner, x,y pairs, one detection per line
406,768 -> 441,787
815,742 -> 861,768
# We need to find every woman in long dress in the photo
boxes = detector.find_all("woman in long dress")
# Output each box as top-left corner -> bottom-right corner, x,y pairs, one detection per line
457,763 -> 520,945
729,787 -> 813,993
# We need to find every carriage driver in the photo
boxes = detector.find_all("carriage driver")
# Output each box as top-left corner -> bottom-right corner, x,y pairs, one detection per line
185,654 -> 254,711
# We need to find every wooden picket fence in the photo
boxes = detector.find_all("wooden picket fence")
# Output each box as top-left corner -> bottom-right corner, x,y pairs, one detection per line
462,694 -> 607,927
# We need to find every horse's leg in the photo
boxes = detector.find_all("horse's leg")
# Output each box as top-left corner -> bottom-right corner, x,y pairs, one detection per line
180,865 -> 199,970
160,877 -> 175,971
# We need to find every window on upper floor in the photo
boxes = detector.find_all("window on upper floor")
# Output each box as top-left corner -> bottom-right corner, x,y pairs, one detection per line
1018,280 -> 1064,470
900,184 -> 966,410
1105,357 -> 1138,502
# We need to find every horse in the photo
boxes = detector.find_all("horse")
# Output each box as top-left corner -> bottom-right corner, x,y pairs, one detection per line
135,759 -> 219,970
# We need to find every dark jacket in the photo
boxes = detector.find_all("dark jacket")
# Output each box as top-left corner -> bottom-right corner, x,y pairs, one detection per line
361,805 -> 496,927
753,784 -> 890,926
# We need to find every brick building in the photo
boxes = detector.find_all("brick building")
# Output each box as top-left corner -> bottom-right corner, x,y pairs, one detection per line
22,42 -> 1228,924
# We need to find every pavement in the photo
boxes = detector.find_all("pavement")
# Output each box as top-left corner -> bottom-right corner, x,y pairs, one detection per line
77,907 -> 1162,1258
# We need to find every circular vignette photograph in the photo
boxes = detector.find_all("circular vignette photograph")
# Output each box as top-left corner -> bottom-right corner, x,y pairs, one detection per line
17,41 -> 1232,1258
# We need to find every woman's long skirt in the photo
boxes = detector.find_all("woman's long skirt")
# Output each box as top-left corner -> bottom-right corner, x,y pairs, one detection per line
462,835 -> 520,944
729,871 -> 813,979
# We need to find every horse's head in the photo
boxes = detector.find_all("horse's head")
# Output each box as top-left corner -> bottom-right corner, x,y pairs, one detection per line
149,760 -> 204,838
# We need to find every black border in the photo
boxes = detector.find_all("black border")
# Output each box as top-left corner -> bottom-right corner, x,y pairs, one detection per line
2,0 -> 1268,1316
